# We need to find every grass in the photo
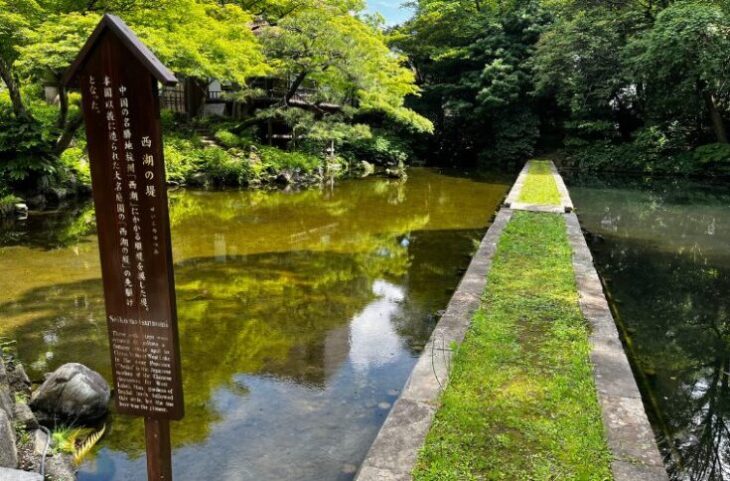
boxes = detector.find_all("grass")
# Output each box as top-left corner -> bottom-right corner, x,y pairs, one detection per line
413,211 -> 612,481
518,160 -> 562,205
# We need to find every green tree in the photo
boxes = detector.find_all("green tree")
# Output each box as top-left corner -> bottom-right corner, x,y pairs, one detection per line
0,0 -> 42,120
394,0 -> 548,164
627,1 -> 730,143
256,2 -> 431,147
10,1 -> 268,154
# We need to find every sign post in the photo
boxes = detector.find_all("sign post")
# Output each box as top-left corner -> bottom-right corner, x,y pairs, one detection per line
63,14 -> 183,481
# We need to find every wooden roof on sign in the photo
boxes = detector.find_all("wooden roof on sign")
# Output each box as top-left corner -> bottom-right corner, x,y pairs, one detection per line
62,13 -> 177,88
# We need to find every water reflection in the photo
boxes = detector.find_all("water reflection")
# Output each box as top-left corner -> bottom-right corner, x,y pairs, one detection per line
0,169 -> 508,481
569,175 -> 730,481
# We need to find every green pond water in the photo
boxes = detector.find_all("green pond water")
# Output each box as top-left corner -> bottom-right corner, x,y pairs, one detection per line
568,175 -> 730,481
0,168 -> 509,481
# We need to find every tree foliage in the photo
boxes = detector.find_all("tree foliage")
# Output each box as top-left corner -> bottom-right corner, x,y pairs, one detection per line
0,0 -> 429,193
398,0 -> 730,169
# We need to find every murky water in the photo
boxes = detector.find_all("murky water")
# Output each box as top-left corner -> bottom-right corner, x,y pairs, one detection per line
568,175 -> 730,481
0,168 -> 509,481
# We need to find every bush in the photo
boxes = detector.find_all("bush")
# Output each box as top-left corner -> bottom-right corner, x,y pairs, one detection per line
213,129 -> 254,150
341,132 -> 412,166
258,146 -> 321,173
561,124 -> 700,174
0,100 -> 55,185
197,146 -> 250,185
689,143 -> 730,165
163,137 -> 198,184
59,141 -> 91,185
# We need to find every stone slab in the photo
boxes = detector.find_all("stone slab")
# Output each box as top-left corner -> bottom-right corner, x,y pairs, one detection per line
548,161 -> 574,212
354,209 -> 513,481
503,162 -> 529,207
599,393 -> 666,467
503,160 -> 573,213
612,460 -> 670,481
0,468 -> 43,481
564,210 -> 668,480
508,202 -> 565,214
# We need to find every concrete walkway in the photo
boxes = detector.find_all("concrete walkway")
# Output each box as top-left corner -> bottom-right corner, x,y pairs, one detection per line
355,160 -> 667,481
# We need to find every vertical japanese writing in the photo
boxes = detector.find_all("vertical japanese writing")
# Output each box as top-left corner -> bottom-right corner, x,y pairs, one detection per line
140,135 -> 160,256
118,85 -> 149,312
102,75 -> 135,309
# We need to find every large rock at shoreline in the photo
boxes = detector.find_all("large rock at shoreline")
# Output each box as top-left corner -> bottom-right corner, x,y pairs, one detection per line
44,455 -> 76,481
0,359 -> 13,418
8,363 -> 31,394
0,467 -> 42,481
0,409 -> 18,468
30,363 -> 110,424
13,402 -> 38,430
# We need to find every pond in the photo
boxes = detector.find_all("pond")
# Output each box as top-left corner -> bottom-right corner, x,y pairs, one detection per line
0,168 -> 510,481
568,174 -> 730,481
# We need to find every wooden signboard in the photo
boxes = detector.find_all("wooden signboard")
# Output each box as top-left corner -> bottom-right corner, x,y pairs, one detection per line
63,14 -> 183,481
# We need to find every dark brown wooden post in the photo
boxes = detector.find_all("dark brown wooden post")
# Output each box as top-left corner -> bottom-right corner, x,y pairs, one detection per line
63,14 -> 184,481
145,418 -> 173,481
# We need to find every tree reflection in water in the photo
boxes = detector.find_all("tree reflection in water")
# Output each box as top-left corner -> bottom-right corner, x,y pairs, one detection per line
0,169 -> 509,481
570,175 -> 730,481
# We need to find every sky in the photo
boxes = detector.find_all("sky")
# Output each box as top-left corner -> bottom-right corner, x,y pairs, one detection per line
365,0 -> 414,25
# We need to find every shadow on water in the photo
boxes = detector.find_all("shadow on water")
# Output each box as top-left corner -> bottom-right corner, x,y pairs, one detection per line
0,168 -> 508,481
568,174 -> 730,481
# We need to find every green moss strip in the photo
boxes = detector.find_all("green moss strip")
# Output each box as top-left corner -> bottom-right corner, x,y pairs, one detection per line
413,211 -> 612,481
518,160 -> 562,205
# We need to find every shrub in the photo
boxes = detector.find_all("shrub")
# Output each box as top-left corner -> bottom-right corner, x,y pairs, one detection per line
213,129 -> 253,149
561,124 -> 700,174
59,142 -> 91,185
258,146 -> 321,173
163,137 -> 198,184
0,102 -> 55,185
690,143 -> 730,165
341,132 -> 411,166
197,146 -> 249,185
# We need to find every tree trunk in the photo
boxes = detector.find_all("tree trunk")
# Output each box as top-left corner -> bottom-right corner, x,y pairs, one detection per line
285,72 -> 308,106
0,56 -> 31,121
54,115 -> 84,155
704,92 -> 728,144
57,85 -> 69,129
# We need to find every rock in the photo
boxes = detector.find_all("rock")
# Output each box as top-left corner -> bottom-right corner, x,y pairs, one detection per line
44,454 -> 76,481
32,429 -> 50,457
14,203 -> 28,215
275,170 -> 293,185
45,188 -> 68,204
30,363 -> 110,424
8,364 -> 31,394
0,360 -> 13,418
187,172 -> 209,187
341,463 -> 358,475
13,403 -> 38,430
0,409 -> 18,468
0,467 -> 43,481
0,357 -> 8,383
385,167 -> 407,179
377,402 -> 391,410
25,195 -> 46,209
357,161 -> 375,177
